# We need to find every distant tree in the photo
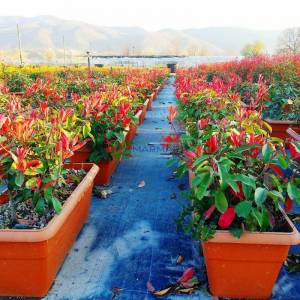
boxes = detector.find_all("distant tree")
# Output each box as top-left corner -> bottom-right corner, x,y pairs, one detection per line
43,49 -> 56,63
241,41 -> 265,56
277,27 -> 300,54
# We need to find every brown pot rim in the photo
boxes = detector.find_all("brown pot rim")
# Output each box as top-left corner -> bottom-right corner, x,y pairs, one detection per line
264,118 -> 299,125
135,110 -> 143,119
205,208 -> 300,245
0,164 -> 99,242
144,99 -> 150,107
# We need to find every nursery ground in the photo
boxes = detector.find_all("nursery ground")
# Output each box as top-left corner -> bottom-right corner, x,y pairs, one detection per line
2,77 -> 298,300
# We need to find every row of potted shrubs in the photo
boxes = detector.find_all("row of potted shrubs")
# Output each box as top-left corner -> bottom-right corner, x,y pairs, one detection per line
0,66 -> 168,297
167,55 -> 300,299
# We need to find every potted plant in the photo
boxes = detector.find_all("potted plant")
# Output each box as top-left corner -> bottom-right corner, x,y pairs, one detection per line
263,84 -> 300,139
0,106 -> 98,297
171,69 -> 300,299
70,101 -> 133,185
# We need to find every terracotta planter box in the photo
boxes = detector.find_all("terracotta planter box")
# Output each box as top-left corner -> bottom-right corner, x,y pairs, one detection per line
69,149 -> 121,185
125,111 -> 142,150
68,159 -> 121,186
147,93 -> 155,111
203,210 -> 300,299
264,119 -> 299,139
69,134 -> 127,185
0,164 -> 99,297
139,99 -> 149,125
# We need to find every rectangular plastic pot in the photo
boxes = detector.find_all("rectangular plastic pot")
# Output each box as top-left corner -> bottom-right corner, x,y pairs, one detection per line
67,160 -> 121,185
69,148 -> 122,185
69,131 -> 128,185
0,164 -> 99,297
147,93 -> 155,110
125,111 -> 142,150
264,119 -> 299,139
202,209 -> 300,299
139,99 -> 149,124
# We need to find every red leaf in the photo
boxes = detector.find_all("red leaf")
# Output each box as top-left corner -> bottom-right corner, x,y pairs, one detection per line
168,106 -> 177,123
177,267 -> 194,284
26,159 -> 41,168
41,180 -> 57,190
284,196 -> 293,213
146,281 -> 156,293
204,205 -> 216,220
72,139 -> 90,152
269,164 -> 284,178
197,118 -> 210,130
288,142 -> 300,160
205,135 -> 218,153
268,211 -> 276,227
218,207 -> 236,229
229,181 -> 244,200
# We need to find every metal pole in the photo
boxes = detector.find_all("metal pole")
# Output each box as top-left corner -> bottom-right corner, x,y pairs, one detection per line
16,24 -> 23,65
86,51 -> 91,75
63,35 -> 66,66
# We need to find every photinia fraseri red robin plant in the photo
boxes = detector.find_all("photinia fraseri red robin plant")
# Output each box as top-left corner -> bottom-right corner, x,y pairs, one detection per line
0,105 -> 92,228
172,68 -> 300,241
75,94 -> 135,162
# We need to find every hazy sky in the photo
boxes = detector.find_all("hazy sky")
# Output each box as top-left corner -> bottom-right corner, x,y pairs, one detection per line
1,0 -> 300,31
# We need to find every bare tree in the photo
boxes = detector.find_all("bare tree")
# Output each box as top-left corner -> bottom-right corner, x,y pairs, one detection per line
277,28 -> 300,54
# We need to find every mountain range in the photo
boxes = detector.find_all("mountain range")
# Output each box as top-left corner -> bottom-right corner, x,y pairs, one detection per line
0,15 -> 283,62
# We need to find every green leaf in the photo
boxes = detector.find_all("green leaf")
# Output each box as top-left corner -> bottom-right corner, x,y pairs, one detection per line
195,172 -> 211,201
44,186 -> 54,205
242,182 -> 253,201
227,177 -> 239,193
229,228 -> 243,239
287,182 -> 300,204
192,155 -> 209,168
262,144 -> 272,163
267,190 -> 284,201
15,172 -> 24,187
25,178 -> 37,189
235,201 -> 252,218
52,197 -> 62,214
82,122 -> 91,138
214,190 -> 228,213
114,131 -> 124,143
106,130 -> 114,140
192,175 -> 202,188
166,158 -> 177,167
261,208 -> 270,231
255,187 -> 268,205
252,207 -> 269,231
35,197 -> 45,215
24,166 -> 44,176
277,153 -> 289,170
269,174 -> 283,192
237,175 -> 256,188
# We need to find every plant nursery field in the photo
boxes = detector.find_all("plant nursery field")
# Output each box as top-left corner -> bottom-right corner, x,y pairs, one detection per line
0,55 -> 299,299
